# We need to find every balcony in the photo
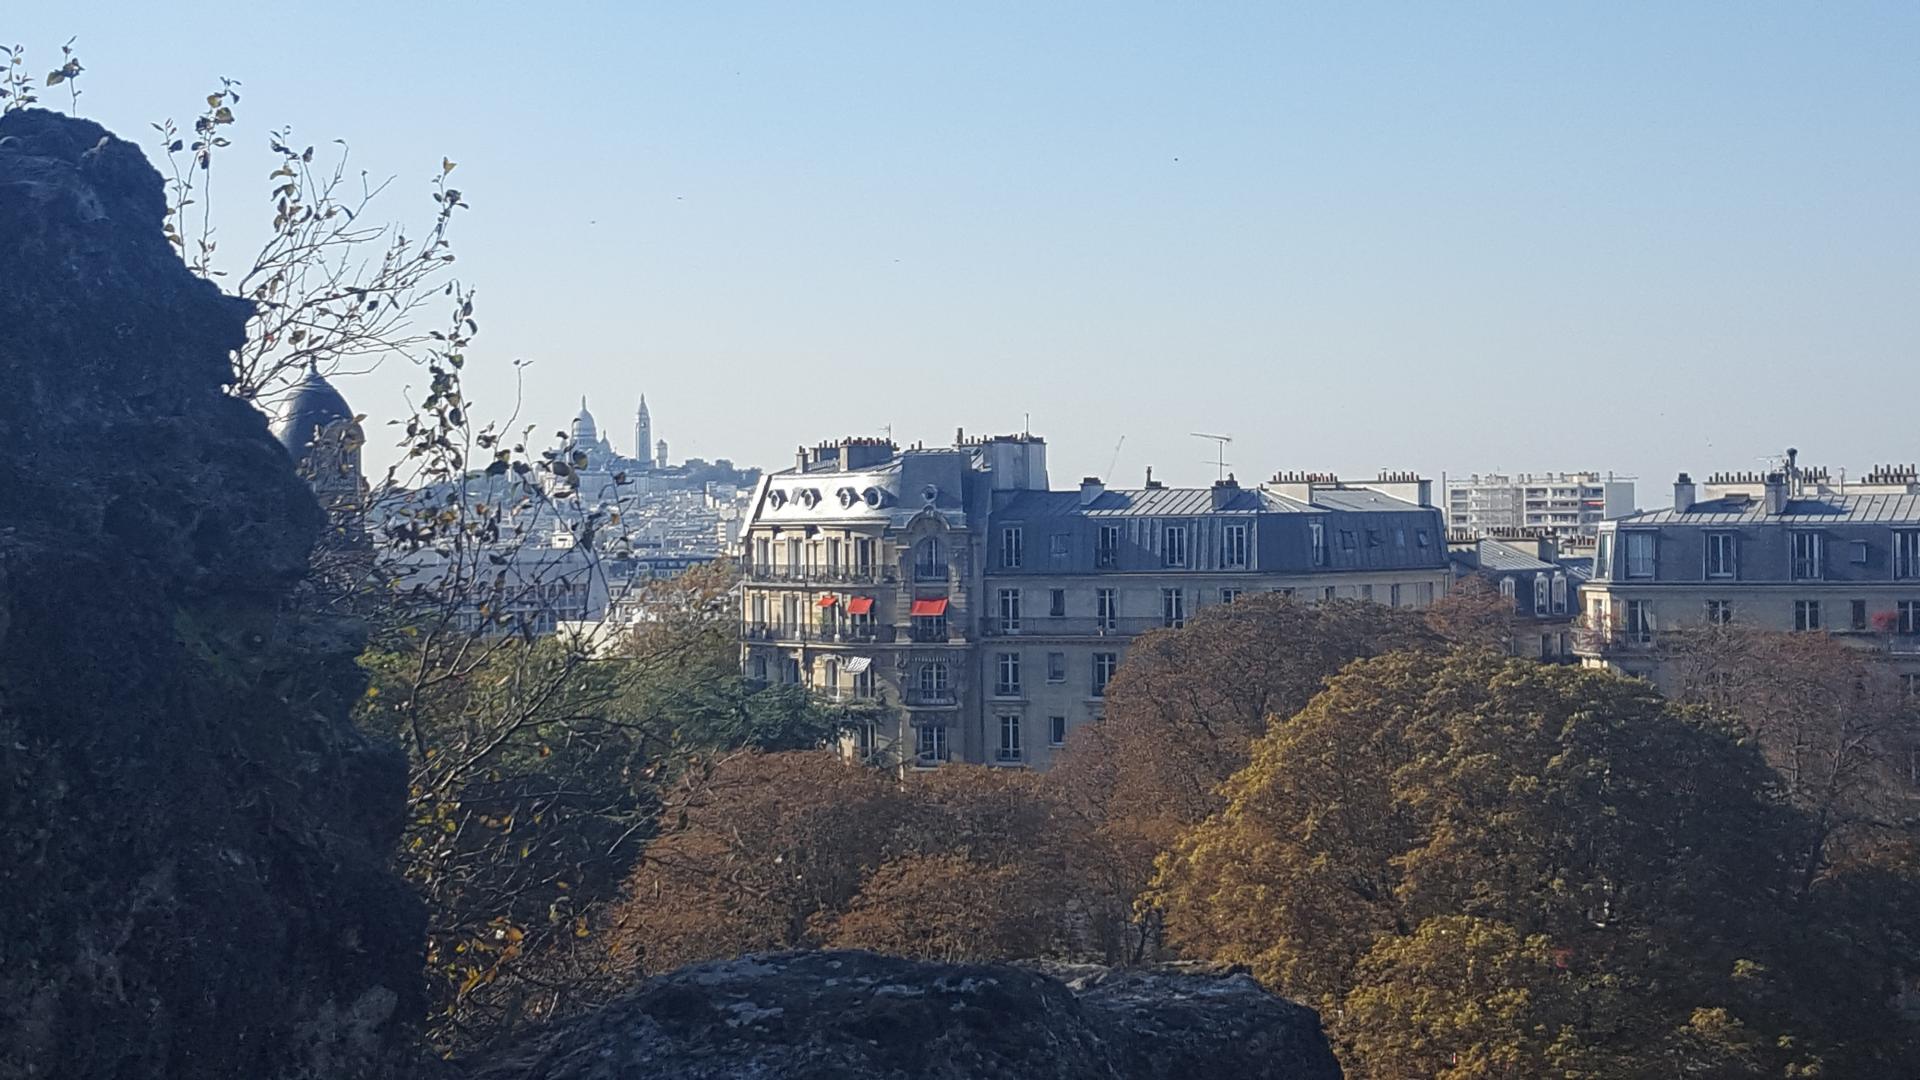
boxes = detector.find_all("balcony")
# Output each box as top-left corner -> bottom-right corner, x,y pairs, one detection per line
742,621 -> 894,644
744,565 -> 893,585
981,616 -> 1170,638
903,687 -> 958,708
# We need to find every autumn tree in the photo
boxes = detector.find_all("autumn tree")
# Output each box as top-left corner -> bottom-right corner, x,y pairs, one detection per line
614,755 -> 1078,973
1049,594 -> 1438,957
1423,573 -> 1519,649
1150,648 -> 1919,1078
1667,624 -> 1920,888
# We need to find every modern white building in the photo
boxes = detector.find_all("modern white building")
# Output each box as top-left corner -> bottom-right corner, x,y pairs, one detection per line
1445,472 -> 1634,539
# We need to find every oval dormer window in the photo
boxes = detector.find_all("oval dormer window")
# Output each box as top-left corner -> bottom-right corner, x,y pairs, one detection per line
797,488 -> 821,509
836,487 -> 858,508
862,487 -> 885,508
767,489 -> 787,509
921,484 -> 939,504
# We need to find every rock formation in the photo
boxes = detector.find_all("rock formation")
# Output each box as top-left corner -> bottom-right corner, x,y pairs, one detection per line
0,108 -> 423,1079
470,951 -> 1343,1080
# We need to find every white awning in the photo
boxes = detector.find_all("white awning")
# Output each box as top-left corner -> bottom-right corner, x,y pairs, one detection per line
843,656 -> 873,674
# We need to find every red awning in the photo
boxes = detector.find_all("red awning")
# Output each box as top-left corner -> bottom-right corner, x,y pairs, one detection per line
817,595 -> 838,608
909,598 -> 949,617
847,597 -> 875,615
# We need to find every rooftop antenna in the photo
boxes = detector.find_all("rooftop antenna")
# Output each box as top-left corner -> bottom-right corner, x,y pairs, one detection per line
1191,432 -> 1233,482
1105,435 -> 1126,481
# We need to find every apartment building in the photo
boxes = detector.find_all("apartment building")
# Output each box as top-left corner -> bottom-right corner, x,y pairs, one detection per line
738,433 -> 1452,770
1445,472 -> 1634,540
1445,530 -> 1591,661
1577,466 -> 1920,692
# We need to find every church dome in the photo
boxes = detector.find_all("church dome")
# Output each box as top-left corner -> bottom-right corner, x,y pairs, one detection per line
271,364 -> 354,456
571,397 -> 598,443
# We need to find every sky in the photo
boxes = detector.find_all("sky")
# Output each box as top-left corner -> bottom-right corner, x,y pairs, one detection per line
14,3 -> 1920,501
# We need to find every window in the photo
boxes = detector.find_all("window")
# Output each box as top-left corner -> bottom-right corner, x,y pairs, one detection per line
1541,633 -> 1553,657
1901,600 -> 1920,636
1162,588 -> 1186,628
915,724 -> 947,763
998,588 -> 1022,633
1418,581 -> 1434,606
1851,540 -> 1871,565
1596,533 -> 1613,579
1046,652 -> 1066,682
1906,673 -> 1920,700
1339,529 -> 1357,552
1049,588 -> 1066,617
1097,524 -> 1122,567
1310,522 -> 1327,566
1049,715 -> 1067,746
1625,532 -> 1656,578
1706,533 -> 1737,578
1795,600 -> 1822,632
914,537 -> 945,581
1500,577 -> 1517,601
1002,526 -> 1024,568
1706,599 -> 1732,625
1096,588 -> 1117,631
854,537 -> 876,573
995,652 -> 1022,696
754,537 -> 771,568
1415,528 -> 1431,549
998,715 -> 1023,762
1625,600 -> 1654,644
1092,652 -> 1118,696
912,612 -> 948,642
1323,585 -> 1336,602
1164,524 -> 1188,567
823,659 -> 839,697
1853,599 -> 1869,631
1222,523 -> 1249,567
1896,531 -> 1920,580
1220,587 -> 1243,605
1790,532 -> 1823,581
1394,527 -> 1408,549
786,538 -> 803,569
854,667 -> 875,698
1390,583 -> 1403,608
1533,574 -> 1549,615
1551,574 -> 1568,613
1049,533 -> 1070,558
919,661 -> 949,693
825,538 -> 842,571
751,654 -> 769,681
1360,583 -> 1374,602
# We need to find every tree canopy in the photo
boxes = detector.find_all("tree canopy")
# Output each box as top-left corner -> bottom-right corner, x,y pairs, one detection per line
1150,648 -> 1920,1078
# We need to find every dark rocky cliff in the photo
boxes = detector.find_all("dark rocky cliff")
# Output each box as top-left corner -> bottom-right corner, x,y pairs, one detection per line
471,951 -> 1343,1080
0,108 -> 424,1080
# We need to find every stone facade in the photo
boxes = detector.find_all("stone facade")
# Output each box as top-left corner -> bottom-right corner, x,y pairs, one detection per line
740,434 -> 1453,769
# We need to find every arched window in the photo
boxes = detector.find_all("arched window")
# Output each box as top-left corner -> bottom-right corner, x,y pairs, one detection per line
914,537 -> 945,581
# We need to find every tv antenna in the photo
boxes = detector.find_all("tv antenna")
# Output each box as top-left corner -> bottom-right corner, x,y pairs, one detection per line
1106,435 -> 1126,480
1191,432 -> 1233,482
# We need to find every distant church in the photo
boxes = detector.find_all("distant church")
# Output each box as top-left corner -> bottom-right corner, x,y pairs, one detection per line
566,397 -> 667,469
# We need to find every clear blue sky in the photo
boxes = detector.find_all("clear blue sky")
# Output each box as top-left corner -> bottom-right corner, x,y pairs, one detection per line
15,3 -> 1920,498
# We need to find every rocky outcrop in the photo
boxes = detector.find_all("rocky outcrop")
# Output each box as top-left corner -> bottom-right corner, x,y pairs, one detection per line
0,109 -> 423,1079
471,951 -> 1342,1080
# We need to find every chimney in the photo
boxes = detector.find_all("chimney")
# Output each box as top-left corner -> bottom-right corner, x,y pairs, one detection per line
1763,471 -> 1789,515
1211,473 -> 1240,510
1673,472 -> 1696,514
1079,476 -> 1105,506
1144,465 -> 1164,490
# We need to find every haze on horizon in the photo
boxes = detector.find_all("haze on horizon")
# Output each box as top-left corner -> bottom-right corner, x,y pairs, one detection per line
19,2 -> 1919,499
